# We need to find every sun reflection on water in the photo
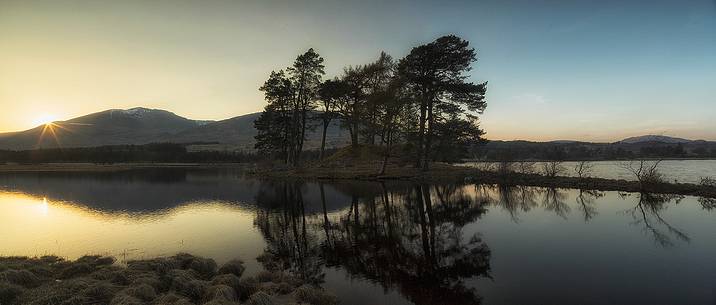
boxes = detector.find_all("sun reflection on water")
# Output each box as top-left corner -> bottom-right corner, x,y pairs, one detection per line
0,191 -> 262,264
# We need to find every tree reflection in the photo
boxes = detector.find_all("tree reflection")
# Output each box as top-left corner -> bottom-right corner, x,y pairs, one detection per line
254,182 -> 492,305
254,181 -> 326,284
542,187 -> 570,219
626,192 -> 690,247
491,185 -> 539,222
324,184 -> 491,305
252,180 -> 712,304
575,190 -> 603,222
698,197 -> 716,211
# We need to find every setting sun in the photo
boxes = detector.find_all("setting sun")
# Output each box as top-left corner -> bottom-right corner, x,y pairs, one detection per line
32,114 -> 58,127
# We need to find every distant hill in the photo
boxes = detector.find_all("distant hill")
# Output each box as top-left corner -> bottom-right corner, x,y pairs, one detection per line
168,112 -> 349,151
0,108 -> 350,151
0,108 -> 206,150
476,137 -> 716,160
0,107 -> 711,159
617,135 -> 693,144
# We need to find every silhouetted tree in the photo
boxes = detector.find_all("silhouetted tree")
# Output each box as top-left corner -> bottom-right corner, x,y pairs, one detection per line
398,35 -> 487,170
255,49 -> 325,166
317,78 -> 350,160
336,65 -> 370,148
255,70 -> 293,161
287,48 -> 325,165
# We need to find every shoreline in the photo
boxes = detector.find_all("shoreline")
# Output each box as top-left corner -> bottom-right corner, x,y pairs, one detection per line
249,163 -> 716,198
0,162 -> 714,198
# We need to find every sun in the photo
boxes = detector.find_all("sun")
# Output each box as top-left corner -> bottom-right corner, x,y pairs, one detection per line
32,114 -> 58,126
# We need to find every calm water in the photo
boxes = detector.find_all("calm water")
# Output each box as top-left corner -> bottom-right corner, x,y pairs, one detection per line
460,159 -> 716,184
1,169 -> 715,305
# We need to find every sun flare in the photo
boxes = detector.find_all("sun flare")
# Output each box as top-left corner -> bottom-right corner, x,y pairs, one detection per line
32,114 -> 58,126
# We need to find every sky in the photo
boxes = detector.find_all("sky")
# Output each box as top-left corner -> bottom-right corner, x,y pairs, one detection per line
0,0 -> 714,142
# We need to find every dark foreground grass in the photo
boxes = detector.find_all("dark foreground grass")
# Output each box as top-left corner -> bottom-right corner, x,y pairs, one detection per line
0,253 -> 337,305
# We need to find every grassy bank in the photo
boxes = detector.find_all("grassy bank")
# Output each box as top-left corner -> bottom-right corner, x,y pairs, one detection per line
0,253 -> 336,305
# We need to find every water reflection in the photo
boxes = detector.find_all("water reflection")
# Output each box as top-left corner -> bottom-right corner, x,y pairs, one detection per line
254,182 -> 492,304
254,181 -> 327,284
1,170 -> 715,305
575,189 -> 603,222
623,192 -> 690,247
698,196 -> 716,211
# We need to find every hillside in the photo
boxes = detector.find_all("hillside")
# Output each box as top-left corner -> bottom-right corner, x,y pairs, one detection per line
475,138 -> 716,160
169,112 -> 349,151
0,108 -> 205,150
617,135 -> 693,144
0,108 -> 350,151
0,107 -> 711,158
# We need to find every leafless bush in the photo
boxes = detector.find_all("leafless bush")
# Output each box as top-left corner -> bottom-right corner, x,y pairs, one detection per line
619,160 -> 663,186
496,161 -> 513,176
700,177 -> 716,187
474,161 -> 494,172
516,161 -> 536,174
573,160 -> 594,179
541,161 -> 565,177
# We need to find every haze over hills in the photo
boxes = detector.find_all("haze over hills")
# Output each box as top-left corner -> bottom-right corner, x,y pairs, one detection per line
0,107 -> 349,151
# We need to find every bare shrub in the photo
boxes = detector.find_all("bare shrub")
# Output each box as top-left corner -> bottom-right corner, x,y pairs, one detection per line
541,161 -> 565,177
573,160 -> 594,178
516,161 -> 536,174
700,177 -> 716,187
619,160 -> 663,186
496,161 -> 513,176
474,161 -> 494,172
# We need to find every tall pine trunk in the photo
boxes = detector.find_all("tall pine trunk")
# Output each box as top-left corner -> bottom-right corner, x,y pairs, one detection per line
351,102 -> 359,148
422,99 -> 434,171
379,129 -> 392,175
416,98 -> 427,168
319,120 -> 329,160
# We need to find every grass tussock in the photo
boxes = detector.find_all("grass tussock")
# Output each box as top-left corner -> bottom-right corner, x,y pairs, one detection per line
0,252 -> 334,305
294,284 -> 339,305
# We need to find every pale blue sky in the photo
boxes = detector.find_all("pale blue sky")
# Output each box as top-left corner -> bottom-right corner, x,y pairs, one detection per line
1,0 -> 714,141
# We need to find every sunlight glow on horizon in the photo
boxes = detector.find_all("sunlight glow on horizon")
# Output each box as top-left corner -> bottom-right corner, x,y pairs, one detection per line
31,114 -> 58,127
1,0 -> 714,141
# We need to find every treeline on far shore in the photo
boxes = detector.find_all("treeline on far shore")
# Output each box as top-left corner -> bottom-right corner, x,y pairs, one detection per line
473,140 -> 716,161
2,140 -> 715,164
0,143 -> 262,164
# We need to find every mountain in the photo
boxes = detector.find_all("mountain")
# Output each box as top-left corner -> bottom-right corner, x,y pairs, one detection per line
168,112 -> 350,151
0,108 -> 350,151
167,112 -> 260,150
617,135 -> 693,144
0,108 -> 209,150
